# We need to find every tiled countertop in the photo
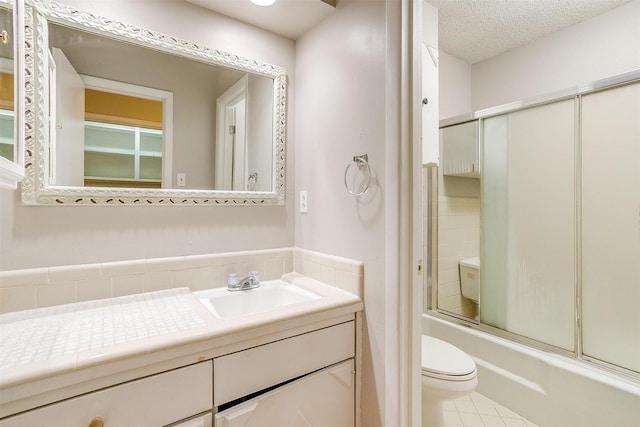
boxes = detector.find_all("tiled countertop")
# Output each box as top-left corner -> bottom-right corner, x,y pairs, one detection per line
0,273 -> 362,417
0,288 -> 205,371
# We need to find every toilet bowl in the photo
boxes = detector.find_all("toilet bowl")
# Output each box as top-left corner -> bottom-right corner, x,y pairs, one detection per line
421,335 -> 478,427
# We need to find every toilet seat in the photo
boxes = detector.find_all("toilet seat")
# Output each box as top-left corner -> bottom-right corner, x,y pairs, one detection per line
421,335 -> 477,382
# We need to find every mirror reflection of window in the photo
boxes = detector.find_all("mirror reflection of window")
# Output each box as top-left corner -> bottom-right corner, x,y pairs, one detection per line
0,6 -> 14,163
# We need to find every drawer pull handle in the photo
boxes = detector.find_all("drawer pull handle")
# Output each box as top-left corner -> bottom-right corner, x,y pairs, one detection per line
89,417 -> 105,427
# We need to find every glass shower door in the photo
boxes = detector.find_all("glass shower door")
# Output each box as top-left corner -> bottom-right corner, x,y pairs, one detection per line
581,81 -> 640,373
481,99 -> 577,351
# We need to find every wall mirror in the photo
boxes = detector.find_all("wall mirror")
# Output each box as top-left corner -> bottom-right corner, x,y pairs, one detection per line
22,0 -> 286,205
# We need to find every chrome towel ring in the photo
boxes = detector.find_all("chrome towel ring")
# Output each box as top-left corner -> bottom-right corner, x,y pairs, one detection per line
344,154 -> 371,196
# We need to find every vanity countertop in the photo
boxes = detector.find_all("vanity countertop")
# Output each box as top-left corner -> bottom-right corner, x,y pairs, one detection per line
0,273 -> 362,417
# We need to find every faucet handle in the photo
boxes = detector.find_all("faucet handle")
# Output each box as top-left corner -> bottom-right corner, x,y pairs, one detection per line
228,273 -> 239,286
249,271 -> 260,283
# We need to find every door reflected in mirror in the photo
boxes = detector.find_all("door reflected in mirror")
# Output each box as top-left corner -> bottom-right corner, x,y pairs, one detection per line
0,5 -> 13,163
47,21 -> 274,192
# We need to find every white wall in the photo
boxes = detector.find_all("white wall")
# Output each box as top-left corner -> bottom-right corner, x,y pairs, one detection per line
0,0 -> 296,270
294,0 -> 395,425
439,51 -> 471,119
471,0 -> 640,110
421,2 -> 439,165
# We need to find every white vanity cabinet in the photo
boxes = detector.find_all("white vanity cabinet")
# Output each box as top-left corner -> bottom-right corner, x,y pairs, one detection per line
214,320 -> 356,427
215,360 -> 354,427
0,362 -> 213,427
441,120 -> 480,178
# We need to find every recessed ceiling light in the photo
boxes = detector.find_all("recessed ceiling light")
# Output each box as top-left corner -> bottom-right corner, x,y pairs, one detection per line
250,0 -> 276,6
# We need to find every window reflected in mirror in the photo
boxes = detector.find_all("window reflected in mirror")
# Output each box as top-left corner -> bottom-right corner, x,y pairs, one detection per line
0,5 -> 13,163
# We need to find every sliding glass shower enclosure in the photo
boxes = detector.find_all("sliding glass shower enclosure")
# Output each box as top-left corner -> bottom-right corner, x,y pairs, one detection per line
428,72 -> 640,376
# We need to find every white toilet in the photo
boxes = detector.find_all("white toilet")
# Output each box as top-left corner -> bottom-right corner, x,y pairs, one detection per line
421,335 -> 478,427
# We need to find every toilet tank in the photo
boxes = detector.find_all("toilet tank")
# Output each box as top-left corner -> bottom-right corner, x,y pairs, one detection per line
459,257 -> 480,303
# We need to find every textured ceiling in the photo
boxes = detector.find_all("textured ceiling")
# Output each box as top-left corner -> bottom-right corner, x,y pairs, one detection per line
425,0 -> 633,64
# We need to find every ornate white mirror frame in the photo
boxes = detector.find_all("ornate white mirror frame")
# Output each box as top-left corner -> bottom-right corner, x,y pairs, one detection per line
0,0 -> 25,190
21,0 -> 286,205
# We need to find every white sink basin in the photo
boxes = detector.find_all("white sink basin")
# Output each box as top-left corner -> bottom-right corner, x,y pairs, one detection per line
194,280 -> 321,319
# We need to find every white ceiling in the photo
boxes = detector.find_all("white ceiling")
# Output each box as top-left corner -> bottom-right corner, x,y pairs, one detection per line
185,0 -> 336,40
187,0 -> 632,60
425,0 -> 633,64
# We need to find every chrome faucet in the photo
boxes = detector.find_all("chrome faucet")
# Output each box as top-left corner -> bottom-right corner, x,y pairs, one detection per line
228,271 -> 260,291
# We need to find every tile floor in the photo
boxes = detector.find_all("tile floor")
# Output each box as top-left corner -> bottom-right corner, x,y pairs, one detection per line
443,392 -> 539,427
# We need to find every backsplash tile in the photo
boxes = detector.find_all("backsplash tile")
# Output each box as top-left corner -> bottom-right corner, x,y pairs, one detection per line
36,282 -> 78,308
293,248 -> 364,298
0,247 -> 364,314
112,274 -> 145,297
77,278 -> 111,302
0,286 -> 37,313
0,268 -> 49,288
48,263 -> 102,283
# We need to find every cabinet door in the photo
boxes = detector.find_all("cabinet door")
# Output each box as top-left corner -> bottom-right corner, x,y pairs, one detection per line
0,362 -> 212,427
215,359 -> 355,427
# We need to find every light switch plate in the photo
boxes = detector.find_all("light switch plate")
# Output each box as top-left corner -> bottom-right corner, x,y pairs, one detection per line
177,173 -> 186,187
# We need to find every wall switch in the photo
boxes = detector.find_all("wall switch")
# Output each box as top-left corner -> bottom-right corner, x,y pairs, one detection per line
299,190 -> 308,213
177,173 -> 186,187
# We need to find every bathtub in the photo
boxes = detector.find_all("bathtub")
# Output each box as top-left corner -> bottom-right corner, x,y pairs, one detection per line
423,314 -> 640,427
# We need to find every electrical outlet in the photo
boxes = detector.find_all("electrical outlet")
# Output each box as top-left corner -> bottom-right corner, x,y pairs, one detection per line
177,173 -> 186,187
300,190 -> 308,213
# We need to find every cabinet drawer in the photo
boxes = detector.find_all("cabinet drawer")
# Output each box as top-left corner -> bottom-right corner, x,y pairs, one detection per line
215,359 -> 355,427
214,321 -> 354,406
0,362 -> 212,427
